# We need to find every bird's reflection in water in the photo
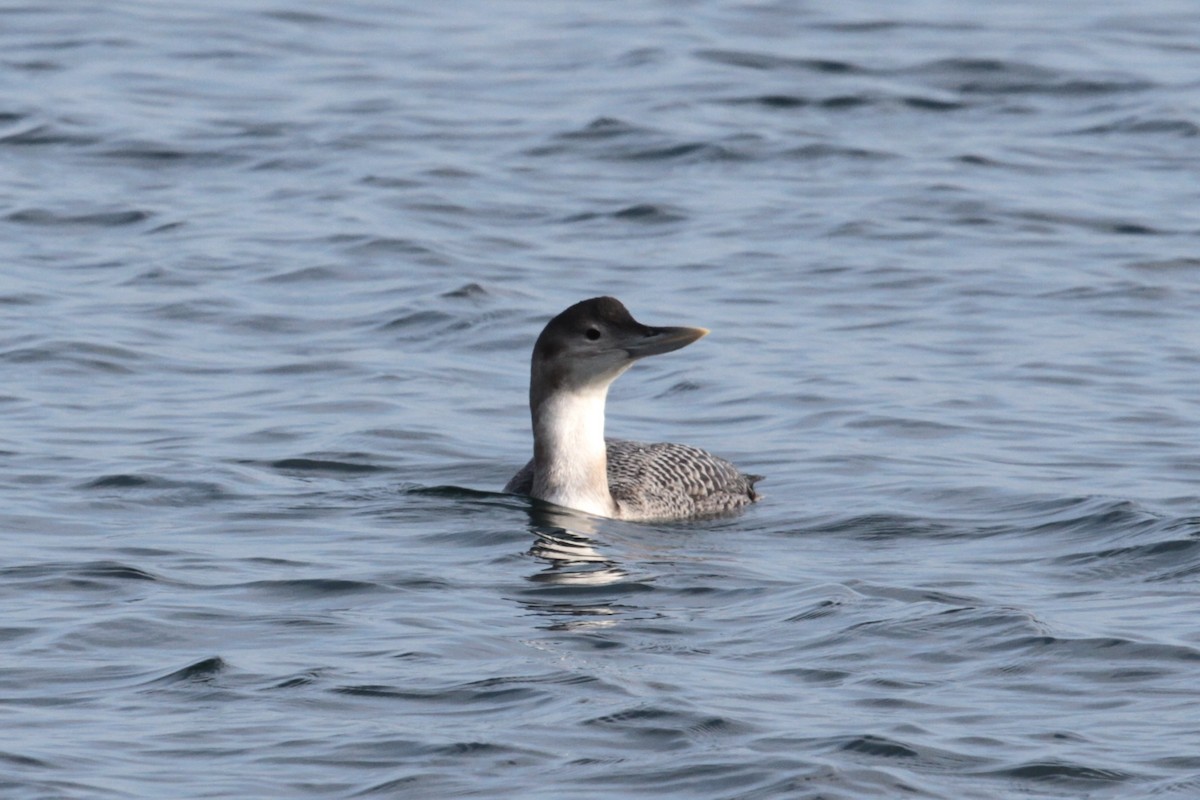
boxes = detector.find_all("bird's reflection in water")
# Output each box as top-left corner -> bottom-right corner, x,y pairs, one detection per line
522,505 -> 639,631
526,506 -> 628,586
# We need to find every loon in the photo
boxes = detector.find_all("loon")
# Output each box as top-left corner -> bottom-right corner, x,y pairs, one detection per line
505,297 -> 761,521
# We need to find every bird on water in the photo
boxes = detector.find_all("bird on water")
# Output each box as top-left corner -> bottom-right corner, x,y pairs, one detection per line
505,297 -> 761,521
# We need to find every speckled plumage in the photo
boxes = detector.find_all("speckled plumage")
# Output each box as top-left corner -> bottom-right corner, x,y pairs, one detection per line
506,438 -> 761,521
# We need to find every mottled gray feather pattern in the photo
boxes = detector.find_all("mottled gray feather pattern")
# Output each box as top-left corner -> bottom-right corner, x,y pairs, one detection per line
506,438 -> 760,521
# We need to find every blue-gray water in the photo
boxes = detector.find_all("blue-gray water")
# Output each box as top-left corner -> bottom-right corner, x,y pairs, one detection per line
3,1 -> 1200,798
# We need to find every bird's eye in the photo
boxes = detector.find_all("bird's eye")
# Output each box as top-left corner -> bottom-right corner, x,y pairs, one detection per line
585,327 -> 602,341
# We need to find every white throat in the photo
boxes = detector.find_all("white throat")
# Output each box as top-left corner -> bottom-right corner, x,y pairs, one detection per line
531,383 -> 614,517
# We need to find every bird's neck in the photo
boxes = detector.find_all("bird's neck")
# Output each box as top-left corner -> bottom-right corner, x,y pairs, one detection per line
531,383 -> 615,517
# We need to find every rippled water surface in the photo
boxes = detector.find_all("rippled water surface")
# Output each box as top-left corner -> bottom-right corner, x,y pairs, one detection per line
4,1 -> 1200,798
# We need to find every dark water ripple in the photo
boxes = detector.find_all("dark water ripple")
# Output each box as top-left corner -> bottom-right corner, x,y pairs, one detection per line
3,1 -> 1200,798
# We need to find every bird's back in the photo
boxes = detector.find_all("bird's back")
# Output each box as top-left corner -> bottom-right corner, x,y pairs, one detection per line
506,438 -> 760,521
